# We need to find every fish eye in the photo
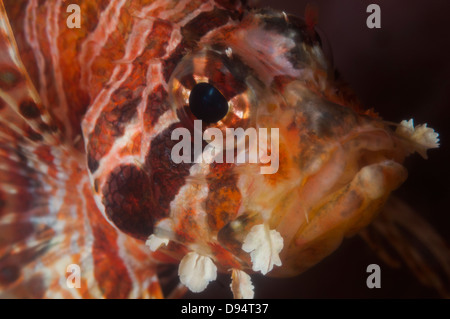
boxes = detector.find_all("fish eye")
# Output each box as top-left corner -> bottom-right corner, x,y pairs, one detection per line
189,82 -> 229,123
169,49 -> 254,134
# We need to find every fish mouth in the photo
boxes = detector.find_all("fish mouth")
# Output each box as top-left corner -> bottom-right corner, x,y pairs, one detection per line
270,123 -> 409,277
331,126 -> 407,192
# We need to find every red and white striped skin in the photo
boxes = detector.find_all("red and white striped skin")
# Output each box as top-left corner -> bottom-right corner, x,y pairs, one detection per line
0,0 -> 443,298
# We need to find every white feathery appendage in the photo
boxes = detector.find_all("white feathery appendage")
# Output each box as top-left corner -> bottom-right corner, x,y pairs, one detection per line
178,252 -> 217,293
145,234 -> 169,252
242,224 -> 284,275
230,269 -> 254,299
395,119 -> 440,158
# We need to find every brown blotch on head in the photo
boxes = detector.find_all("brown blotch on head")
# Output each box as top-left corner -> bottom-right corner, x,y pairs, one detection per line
102,164 -> 154,240
145,123 -> 194,216
19,100 -> 41,119
144,84 -> 169,127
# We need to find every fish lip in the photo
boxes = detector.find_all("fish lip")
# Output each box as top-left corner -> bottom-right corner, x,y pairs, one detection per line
318,124 -> 408,208
331,126 -> 406,187
272,158 -> 408,278
339,125 -> 403,159
271,127 -> 409,276
339,126 -> 394,151
295,125 -> 403,221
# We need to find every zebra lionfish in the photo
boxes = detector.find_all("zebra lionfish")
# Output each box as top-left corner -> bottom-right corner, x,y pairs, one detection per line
0,0 -> 447,298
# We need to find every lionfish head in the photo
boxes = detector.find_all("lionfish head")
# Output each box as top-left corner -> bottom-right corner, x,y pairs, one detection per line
89,8 -> 439,296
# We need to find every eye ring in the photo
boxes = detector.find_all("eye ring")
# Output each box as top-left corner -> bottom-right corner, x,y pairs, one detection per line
168,49 -> 254,135
189,82 -> 229,123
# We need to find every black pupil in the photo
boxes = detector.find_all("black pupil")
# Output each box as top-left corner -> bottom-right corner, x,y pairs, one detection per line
189,82 -> 228,123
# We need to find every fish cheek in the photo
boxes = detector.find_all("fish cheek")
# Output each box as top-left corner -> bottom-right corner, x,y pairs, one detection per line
101,164 -> 154,240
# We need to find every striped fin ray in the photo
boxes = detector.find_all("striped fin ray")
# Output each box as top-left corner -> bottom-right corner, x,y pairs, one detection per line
0,0 -> 62,146
360,197 -> 450,297
0,0 -> 165,298
0,122 -> 165,298
0,0 -> 72,297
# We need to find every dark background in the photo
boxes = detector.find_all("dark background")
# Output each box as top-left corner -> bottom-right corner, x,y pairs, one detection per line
186,0 -> 450,298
